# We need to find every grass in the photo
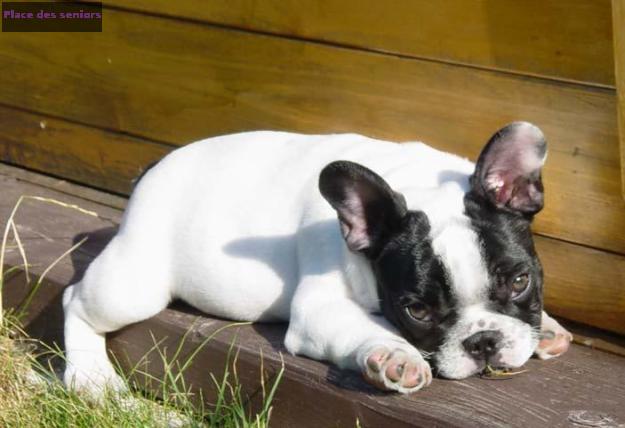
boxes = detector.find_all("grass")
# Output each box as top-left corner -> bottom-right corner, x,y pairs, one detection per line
0,195 -> 284,427
480,364 -> 529,380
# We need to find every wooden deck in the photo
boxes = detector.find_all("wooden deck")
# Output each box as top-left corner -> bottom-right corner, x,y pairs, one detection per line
1,163 -> 625,427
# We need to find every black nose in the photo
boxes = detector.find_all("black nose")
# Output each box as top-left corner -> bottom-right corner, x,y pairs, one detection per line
462,330 -> 504,361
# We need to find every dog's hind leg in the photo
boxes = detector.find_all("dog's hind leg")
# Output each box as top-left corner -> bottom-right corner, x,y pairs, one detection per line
63,237 -> 171,396
63,286 -> 126,394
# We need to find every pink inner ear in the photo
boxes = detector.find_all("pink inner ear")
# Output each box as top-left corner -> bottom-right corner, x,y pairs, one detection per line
345,228 -> 370,252
485,166 -> 541,210
479,122 -> 546,212
339,216 -> 370,252
339,192 -> 371,251
485,173 -> 511,205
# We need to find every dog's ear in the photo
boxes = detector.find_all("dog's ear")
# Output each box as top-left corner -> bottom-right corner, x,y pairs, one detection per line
470,122 -> 547,216
319,161 -> 407,255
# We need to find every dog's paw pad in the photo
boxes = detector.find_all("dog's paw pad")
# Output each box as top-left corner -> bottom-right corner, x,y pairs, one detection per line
366,348 -> 390,373
536,330 -> 573,360
363,346 -> 431,393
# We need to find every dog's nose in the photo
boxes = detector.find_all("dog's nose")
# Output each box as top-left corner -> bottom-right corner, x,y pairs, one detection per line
462,330 -> 504,361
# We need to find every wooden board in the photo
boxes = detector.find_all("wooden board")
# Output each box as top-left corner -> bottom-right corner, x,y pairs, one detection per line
1,168 -> 625,427
113,307 -> 625,428
537,237 -> 625,334
0,106 -> 172,195
614,0 -> 625,199
0,163 -> 127,211
0,102 -> 621,260
0,11 -> 623,255
103,0 -> 615,86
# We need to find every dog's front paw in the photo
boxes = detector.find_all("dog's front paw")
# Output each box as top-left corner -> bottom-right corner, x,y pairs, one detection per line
535,313 -> 573,360
360,344 -> 432,393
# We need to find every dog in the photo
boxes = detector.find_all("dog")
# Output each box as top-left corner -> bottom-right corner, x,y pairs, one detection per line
63,122 -> 572,395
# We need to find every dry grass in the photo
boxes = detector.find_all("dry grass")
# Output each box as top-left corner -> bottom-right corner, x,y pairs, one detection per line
0,195 -> 284,427
0,323 -> 283,427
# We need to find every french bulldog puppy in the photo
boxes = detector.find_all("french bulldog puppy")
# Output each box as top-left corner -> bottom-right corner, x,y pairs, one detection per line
63,122 -> 572,395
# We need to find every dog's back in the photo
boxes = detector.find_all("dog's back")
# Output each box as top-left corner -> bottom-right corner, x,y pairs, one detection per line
115,131 -> 472,321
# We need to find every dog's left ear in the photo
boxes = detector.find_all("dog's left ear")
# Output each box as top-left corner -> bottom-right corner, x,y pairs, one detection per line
319,161 -> 407,255
470,121 -> 547,216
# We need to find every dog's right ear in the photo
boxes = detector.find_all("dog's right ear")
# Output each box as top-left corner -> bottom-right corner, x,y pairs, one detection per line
470,121 -> 547,216
319,161 -> 407,256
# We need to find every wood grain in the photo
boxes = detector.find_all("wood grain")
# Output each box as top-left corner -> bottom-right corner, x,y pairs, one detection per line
102,0 -> 616,86
0,163 -> 127,210
614,0 -> 625,200
538,237 -> 625,335
113,307 -> 625,428
0,10 -> 623,254
0,106 -> 171,195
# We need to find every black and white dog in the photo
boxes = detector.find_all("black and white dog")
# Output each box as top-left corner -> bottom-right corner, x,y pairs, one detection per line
63,122 -> 572,394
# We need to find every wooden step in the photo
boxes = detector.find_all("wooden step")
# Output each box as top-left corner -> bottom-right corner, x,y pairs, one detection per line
1,163 -> 624,427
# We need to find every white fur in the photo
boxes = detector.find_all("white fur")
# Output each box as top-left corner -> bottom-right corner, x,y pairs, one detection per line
63,131 -> 550,394
436,305 -> 539,379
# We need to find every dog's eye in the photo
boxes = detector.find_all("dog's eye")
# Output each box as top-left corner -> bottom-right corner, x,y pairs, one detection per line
406,304 -> 432,322
511,273 -> 530,299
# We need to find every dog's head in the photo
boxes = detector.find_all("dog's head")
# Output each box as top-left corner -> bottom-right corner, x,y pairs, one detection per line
319,122 -> 546,378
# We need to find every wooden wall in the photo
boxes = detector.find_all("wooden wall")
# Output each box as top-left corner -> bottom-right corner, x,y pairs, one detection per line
614,0 -> 625,199
0,1 -> 623,334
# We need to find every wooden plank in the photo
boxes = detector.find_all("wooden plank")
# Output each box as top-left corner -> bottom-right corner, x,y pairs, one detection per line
1,164 -> 625,426
0,106 -> 172,195
0,175 -> 122,345
0,11 -> 623,255
103,0 -> 615,86
0,163 -> 127,211
113,307 -> 625,428
1,111 -> 622,267
538,237 -> 625,335
0,175 -> 122,285
614,0 -> 625,200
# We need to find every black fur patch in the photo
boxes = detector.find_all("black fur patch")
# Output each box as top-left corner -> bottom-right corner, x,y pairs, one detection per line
464,191 -> 543,330
373,211 -> 458,355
